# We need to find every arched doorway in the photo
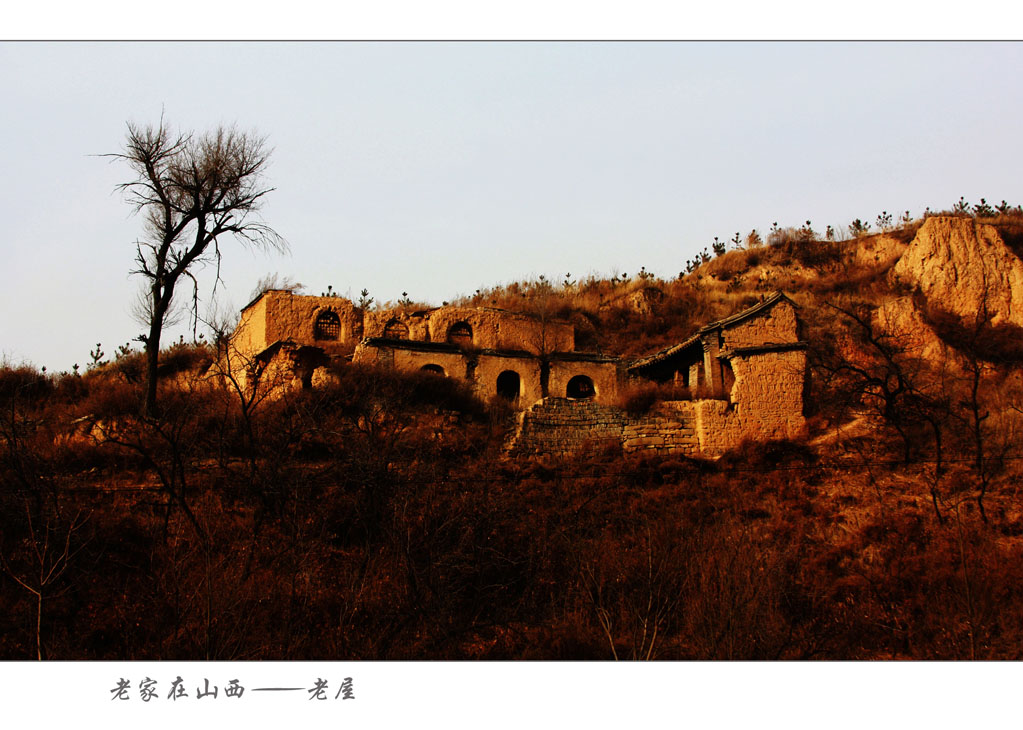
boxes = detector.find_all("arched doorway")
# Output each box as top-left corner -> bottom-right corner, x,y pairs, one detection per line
566,374 -> 595,399
420,364 -> 445,376
496,370 -> 521,401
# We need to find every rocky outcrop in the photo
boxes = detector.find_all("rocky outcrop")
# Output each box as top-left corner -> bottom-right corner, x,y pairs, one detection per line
874,296 -> 950,365
892,216 -> 1023,327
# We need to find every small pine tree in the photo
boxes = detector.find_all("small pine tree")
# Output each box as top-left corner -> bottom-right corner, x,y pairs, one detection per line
356,288 -> 374,310
848,219 -> 871,237
973,198 -> 995,217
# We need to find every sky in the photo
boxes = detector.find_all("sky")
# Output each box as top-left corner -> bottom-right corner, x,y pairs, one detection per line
3,40 -> 1023,371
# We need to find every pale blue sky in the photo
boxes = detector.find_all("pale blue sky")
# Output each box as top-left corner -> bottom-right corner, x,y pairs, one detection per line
2,41 -> 1023,370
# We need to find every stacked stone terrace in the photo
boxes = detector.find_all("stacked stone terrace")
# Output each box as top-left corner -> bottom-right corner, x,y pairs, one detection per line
509,399 -> 700,460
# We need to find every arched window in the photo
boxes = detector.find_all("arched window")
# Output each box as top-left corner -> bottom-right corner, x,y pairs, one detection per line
420,364 -> 445,376
447,321 -> 473,347
314,310 -> 341,341
566,374 -> 595,399
383,319 -> 409,340
496,370 -> 521,401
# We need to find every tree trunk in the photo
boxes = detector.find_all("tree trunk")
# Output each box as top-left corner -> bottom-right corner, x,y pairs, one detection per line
36,593 -> 42,661
143,289 -> 171,418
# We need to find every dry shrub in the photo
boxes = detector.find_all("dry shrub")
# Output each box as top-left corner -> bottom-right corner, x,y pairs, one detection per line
703,249 -> 749,282
157,342 -> 213,377
718,437 -> 818,471
617,380 -> 694,416
0,364 -> 52,404
322,361 -> 487,419
75,380 -> 143,420
794,238 -> 843,270
767,226 -> 813,248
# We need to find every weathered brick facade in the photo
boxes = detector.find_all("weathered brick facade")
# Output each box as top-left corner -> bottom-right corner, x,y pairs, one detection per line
508,293 -> 808,458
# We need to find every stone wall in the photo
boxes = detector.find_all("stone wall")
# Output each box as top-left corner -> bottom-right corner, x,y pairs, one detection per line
509,398 -> 700,459
728,348 -> 806,442
509,398 -> 628,459
621,403 -> 699,455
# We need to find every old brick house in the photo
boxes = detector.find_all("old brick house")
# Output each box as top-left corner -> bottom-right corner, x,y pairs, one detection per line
227,289 -> 618,406
227,289 -> 807,457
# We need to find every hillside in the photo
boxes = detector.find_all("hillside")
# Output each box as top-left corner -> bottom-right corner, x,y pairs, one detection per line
5,207 -> 1023,659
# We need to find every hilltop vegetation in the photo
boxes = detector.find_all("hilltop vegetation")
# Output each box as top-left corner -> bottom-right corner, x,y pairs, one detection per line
5,201 -> 1023,659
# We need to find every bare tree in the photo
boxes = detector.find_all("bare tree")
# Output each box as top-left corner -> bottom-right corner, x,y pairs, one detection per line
809,302 -> 954,522
0,502 -> 90,660
108,117 -> 285,416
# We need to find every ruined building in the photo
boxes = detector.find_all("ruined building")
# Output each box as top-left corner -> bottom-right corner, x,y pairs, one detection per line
227,289 -> 807,458
227,289 -> 618,405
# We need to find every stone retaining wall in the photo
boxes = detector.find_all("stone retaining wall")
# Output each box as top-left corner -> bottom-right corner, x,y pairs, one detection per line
508,398 -> 700,459
509,398 -> 627,459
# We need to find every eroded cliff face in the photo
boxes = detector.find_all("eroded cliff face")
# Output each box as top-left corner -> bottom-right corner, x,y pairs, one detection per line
874,295 -> 950,365
892,216 -> 1023,327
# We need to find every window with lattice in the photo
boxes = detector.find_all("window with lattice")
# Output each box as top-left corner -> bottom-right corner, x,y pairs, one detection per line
314,310 -> 341,341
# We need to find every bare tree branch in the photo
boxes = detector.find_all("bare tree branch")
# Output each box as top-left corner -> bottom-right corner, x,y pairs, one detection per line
106,117 -> 286,416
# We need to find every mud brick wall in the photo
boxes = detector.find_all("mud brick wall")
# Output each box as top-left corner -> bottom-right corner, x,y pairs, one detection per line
263,292 -> 360,350
684,348 -> 807,457
548,359 -> 619,403
474,353 -> 543,404
362,309 -> 429,341
362,306 -> 575,354
722,301 -> 799,349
